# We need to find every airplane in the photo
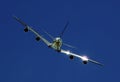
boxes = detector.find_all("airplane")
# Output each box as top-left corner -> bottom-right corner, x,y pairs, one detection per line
13,16 -> 103,66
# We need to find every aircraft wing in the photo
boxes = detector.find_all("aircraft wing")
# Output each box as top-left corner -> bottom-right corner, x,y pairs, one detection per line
13,16 -> 51,46
61,49 -> 103,66
88,59 -> 103,66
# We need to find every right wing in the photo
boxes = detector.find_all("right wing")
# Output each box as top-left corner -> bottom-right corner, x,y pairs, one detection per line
60,49 -> 103,66
13,16 -> 51,46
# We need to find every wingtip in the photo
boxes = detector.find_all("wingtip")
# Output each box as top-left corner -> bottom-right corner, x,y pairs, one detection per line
12,15 -> 19,20
88,59 -> 104,67
12,14 -> 16,18
98,63 -> 104,67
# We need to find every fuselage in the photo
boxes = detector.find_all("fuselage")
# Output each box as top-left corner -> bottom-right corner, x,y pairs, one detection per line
51,37 -> 62,52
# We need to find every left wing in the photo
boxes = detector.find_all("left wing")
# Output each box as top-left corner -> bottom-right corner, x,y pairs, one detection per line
13,16 -> 51,46
61,49 -> 103,66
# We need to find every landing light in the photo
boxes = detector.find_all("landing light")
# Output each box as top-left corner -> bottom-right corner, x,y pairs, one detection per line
81,56 -> 89,61
66,50 -> 70,55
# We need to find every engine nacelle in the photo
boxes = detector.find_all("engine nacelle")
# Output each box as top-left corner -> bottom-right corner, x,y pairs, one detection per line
69,55 -> 74,60
24,28 -> 28,32
83,60 -> 88,64
36,37 -> 40,41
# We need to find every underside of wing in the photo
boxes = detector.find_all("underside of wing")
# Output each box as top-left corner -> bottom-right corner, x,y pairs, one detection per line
28,27 -> 51,46
88,59 -> 103,66
13,15 -> 28,27
13,16 -> 51,46
60,49 -> 103,66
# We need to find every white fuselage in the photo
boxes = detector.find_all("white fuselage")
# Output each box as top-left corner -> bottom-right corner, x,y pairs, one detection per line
51,37 -> 62,51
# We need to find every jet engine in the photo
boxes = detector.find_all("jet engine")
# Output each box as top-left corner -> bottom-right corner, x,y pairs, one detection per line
24,28 -> 28,32
83,60 -> 88,64
36,37 -> 40,41
81,56 -> 89,64
69,55 -> 74,59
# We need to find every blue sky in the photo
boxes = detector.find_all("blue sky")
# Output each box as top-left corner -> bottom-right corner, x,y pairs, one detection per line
0,0 -> 120,82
